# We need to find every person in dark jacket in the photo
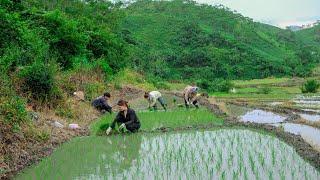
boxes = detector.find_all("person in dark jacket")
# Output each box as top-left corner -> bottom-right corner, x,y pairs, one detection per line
92,92 -> 112,114
106,100 -> 140,135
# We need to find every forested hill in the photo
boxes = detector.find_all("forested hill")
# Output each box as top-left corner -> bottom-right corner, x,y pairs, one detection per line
1,0 -> 318,84
296,24 -> 320,52
121,0 -> 319,80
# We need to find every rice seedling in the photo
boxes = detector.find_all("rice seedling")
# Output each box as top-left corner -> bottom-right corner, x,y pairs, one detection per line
16,129 -> 320,179
90,108 -> 223,135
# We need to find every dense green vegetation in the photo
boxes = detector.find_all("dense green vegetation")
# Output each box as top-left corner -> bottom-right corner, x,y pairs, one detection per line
0,0 -> 127,129
1,0 -> 319,129
122,0 -> 319,81
296,24 -> 320,52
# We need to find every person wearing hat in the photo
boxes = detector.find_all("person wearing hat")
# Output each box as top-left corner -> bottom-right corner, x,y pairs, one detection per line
92,92 -> 112,114
106,100 -> 141,135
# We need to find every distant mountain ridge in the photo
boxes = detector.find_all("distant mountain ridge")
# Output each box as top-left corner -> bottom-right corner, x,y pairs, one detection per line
287,20 -> 320,32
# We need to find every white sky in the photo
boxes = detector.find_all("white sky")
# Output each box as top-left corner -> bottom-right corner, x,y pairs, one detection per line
196,0 -> 320,28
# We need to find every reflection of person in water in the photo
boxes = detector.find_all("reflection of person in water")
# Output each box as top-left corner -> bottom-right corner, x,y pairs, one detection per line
107,134 -> 143,174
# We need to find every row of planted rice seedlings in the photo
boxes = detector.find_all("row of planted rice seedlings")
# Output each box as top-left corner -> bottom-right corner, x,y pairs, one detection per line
17,129 -> 320,179
101,130 -> 319,179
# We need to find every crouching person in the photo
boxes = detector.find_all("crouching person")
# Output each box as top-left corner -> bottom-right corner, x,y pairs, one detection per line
144,91 -> 167,111
92,92 -> 112,114
183,85 -> 200,108
106,100 -> 141,135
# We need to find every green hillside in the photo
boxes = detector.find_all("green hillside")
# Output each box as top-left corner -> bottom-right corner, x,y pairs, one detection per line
0,0 -> 319,131
296,24 -> 320,52
121,0 -> 318,80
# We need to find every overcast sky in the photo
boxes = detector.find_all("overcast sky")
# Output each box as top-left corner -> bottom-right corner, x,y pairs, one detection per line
196,0 -> 320,28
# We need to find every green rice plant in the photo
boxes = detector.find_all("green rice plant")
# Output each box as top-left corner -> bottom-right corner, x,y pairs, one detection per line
221,171 -> 226,180
271,147 -> 276,166
280,169 -> 286,180
268,170 -> 273,180
90,108 -> 223,135
228,151 -> 233,168
17,129 -> 320,179
232,170 -> 238,180
258,152 -> 265,168
244,166 -> 249,180
249,153 -> 255,174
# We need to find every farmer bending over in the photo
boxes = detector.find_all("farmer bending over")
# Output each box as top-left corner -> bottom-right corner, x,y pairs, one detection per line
144,91 -> 167,111
92,92 -> 112,114
106,100 -> 141,135
183,85 -> 200,108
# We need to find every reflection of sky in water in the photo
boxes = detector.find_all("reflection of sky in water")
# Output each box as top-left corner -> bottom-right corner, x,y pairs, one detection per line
272,123 -> 320,151
300,113 -> 320,122
240,110 -> 286,123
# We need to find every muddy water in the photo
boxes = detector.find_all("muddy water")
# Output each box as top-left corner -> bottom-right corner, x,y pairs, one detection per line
240,110 -> 287,124
225,104 -> 252,117
16,129 -> 319,179
226,104 -> 287,124
272,123 -> 320,151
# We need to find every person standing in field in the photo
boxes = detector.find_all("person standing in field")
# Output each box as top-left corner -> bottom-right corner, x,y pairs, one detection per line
144,91 -> 167,111
183,85 -> 200,108
92,92 -> 112,114
106,100 -> 140,135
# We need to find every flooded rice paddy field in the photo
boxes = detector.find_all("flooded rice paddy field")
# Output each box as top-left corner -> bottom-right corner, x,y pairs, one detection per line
271,123 -> 320,151
16,129 -> 320,180
226,103 -> 320,152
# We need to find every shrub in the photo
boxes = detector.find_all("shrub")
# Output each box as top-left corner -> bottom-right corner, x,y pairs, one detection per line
196,79 -> 210,90
216,79 -> 234,92
87,30 -> 127,72
55,106 -> 74,119
197,79 -> 233,92
148,76 -> 170,90
301,79 -> 319,93
18,61 -> 58,101
84,82 -> 106,101
94,58 -> 113,77
0,74 -> 29,130
258,86 -> 272,94
0,96 -> 29,130
41,10 -> 88,69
